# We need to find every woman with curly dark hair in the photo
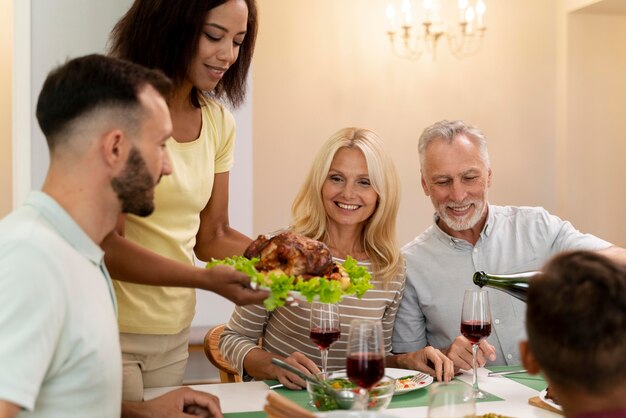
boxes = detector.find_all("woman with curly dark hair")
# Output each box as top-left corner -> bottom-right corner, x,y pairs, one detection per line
102,0 -> 263,401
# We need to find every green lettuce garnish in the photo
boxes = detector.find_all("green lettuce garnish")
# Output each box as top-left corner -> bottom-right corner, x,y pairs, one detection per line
206,255 -> 372,311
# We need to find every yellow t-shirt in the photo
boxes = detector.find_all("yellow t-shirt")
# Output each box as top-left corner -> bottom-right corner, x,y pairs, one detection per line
113,98 -> 235,334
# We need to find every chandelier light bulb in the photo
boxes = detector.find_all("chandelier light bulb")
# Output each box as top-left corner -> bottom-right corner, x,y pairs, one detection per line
476,0 -> 486,14
401,0 -> 412,26
476,0 -> 486,28
423,0 -> 434,22
458,0 -> 468,21
401,0 -> 411,14
386,3 -> 396,32
465,6 -> 475,23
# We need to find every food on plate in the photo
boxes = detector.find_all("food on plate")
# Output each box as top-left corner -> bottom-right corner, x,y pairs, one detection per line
207,232 -> 373,311
394,376 -> 420,391
323,377 -> 390,390
478,414 -> 513,418
244,231 -> 336,278
327,375 -> 420,392
308,376 -> 395,411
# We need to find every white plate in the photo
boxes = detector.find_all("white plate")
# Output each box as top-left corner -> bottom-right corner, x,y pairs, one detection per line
287,290 -> 319,303
385,367 -> 434,395
316,412 -> 397,418
539,388 -> 563,412
257,286 -> 319,305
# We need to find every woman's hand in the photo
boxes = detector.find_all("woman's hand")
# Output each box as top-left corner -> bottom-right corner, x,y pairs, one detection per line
273,352 -> 320,390
204,265 -> 269,305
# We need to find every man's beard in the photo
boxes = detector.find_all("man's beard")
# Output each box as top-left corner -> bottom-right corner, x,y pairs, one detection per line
111,147 -> 156,217
436,197 -> 487,232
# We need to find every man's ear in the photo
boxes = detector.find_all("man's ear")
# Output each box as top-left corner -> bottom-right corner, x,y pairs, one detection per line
519,340 -> 541,375
487,167 -> 493,188
421,173 -> 430,196
101,129 -> 127,169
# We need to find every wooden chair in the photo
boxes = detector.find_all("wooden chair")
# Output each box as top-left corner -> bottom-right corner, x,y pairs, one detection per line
203,324 -> 242,383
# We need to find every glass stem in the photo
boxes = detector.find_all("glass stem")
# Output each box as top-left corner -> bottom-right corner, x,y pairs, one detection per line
357,388 -> 368,411
471,343 -> 479,393
321,348 -> 328,374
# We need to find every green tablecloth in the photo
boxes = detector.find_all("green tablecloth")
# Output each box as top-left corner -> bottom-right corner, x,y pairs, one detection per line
224,413 -> 267,418
222,366 -> 547,417
486,365 -> 548,392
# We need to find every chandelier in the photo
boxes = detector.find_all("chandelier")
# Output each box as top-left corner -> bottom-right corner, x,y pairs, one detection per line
385,0 -> 487,60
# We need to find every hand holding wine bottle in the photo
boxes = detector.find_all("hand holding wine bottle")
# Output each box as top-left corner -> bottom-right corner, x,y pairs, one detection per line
473,270 -> 539,302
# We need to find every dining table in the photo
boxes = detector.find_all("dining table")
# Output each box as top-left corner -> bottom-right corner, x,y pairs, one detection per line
144,365 -> 562,417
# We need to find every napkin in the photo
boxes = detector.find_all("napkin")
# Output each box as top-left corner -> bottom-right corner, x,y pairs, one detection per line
264,391 -> 317,418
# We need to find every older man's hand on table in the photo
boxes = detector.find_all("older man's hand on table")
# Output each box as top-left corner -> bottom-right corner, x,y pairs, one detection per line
445,335 -> 496,371
388,346 -> 455,382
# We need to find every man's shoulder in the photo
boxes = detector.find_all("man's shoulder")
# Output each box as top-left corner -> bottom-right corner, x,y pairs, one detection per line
491,204 -> 549,215
0,210 -> 72,307
0,207 -> 44,242
401,226 -> 438,253
0,208 -> 69,259
490,204 -> 553,223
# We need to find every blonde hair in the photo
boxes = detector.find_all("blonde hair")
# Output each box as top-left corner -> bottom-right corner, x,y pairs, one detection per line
291,127 -> 404,285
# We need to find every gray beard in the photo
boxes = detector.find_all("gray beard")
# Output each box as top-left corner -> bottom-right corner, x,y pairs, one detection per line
437,199 -> 486,232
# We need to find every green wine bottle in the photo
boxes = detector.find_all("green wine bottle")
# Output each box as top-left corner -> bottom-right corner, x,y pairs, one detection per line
472,271 -> 539,302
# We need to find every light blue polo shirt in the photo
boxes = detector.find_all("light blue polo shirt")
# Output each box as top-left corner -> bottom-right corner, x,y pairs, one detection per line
392,205 -> 611,365
0,191 -> 122,417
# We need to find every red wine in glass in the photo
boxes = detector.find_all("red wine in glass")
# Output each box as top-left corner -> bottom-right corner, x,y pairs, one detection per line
346,352 -> 385,389
309,302 -> 340,374
346,319 -> 385,411
461,289 -> 492,399
310,327 -> 341,350
460,320 -> 492,344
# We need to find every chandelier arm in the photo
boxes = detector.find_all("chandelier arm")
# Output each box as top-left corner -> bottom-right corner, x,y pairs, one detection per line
388,26 -> 427,60
446,30 -> 485,58
384,3 -> 487,61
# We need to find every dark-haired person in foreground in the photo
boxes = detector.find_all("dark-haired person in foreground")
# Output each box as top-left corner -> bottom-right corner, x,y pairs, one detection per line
521,250 -> 626,418
0,54 -> 222,418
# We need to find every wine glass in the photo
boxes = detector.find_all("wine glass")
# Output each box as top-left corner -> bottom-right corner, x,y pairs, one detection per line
460,289 -> 492,399
427,381 -> 476,418
346,319 -> 385,411
309,301 -> 341,375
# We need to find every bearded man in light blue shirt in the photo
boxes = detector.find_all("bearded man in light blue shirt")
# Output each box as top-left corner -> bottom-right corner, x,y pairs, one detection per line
392,120 -> 626,371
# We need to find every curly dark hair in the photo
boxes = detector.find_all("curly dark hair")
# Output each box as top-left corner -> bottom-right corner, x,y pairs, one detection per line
109,0 -> 257,109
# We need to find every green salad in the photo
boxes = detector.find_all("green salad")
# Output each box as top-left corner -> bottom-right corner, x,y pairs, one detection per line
206,255 -> 372,311
310,377 -> 393,411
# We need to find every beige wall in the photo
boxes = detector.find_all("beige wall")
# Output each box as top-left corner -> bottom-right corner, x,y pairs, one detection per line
253,0 -> 561,245
0,0 -> 12,217
564,12 -> 626,246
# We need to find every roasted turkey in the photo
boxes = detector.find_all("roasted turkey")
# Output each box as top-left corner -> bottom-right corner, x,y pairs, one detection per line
244,231 -> 338,279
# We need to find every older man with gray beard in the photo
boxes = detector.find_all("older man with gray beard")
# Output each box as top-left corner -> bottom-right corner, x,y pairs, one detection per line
391,120 -> 626,371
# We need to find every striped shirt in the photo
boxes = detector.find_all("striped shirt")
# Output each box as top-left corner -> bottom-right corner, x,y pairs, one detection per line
220,261 -> 405,377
